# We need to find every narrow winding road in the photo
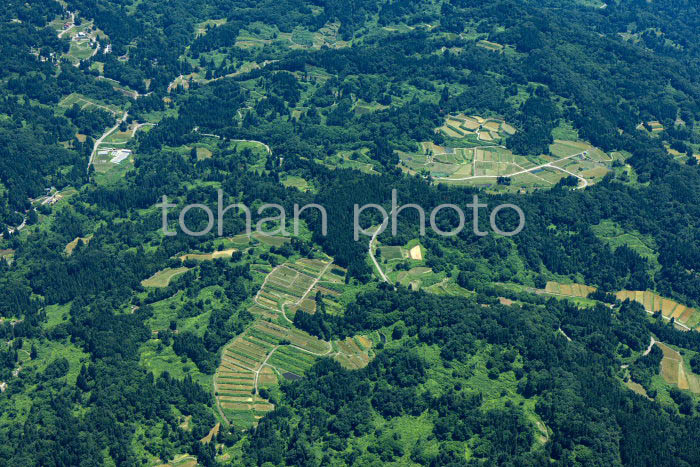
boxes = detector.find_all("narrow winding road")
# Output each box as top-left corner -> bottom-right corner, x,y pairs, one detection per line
438,150 -> 589,184
369,223 -> 390,283
57,13 -> 75,39
368,205 -> 397,283
87,111 -> 128,172
256,261 -> 334,324
254,345 -> 279,395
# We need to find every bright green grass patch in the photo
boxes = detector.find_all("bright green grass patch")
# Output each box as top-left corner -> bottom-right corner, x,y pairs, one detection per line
32,338 -> 90,384
281,175 -> 312,192
379,245 -> 404,261
551,121 -> 579,140
139,339 -> 211,390
44,303 -> 71,329
592,220 -> 660,272
291,27 -> 315,47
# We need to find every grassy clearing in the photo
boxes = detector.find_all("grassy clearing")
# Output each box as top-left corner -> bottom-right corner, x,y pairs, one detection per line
65,235 -> 93,255
141,267 -> 189,287
408,244 -> 423,260
92,154 -> 135,181
140,340 -> 210,389
195,18 -> 227,37
102,130 -> 131,145
58,93 -> 120,115
592,220 -> 660,271
476,40 -> 504,52
0,249 -> 15,264
180,248 -> 237,261
281,175 -> 312,192
195,147 -> 213,160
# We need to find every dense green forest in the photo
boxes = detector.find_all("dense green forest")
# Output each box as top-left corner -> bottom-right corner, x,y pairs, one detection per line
1,0 -> 700,465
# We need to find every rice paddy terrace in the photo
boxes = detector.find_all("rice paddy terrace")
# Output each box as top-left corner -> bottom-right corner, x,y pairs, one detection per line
544,282 -> 700,331
438,114 -> 517,142
214,256 -> 375,429
616,290 -> 700,331
655,342 -> 700,394
400,115 -> 617,191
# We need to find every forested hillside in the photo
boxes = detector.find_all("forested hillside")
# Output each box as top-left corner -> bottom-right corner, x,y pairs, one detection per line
1,0 -> 700,465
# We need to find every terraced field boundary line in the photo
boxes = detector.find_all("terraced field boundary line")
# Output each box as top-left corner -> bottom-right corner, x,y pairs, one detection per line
257,260 -> 334,323
213,369 -> 230,425
254,345 -> 279,394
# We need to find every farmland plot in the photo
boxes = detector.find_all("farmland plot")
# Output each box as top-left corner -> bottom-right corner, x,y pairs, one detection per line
616,290 -> 700,329
214,257 -> 370,428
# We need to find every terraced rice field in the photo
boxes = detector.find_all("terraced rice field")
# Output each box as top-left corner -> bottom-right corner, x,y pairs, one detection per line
379,246 -> 405,260
651,342 -> 700,394
268,345 -> 317,376
247,304 -> 279,320
214,320 -> 328,427
544,281 -> 597,298
230,234 -> 251,245
254,257 -> 332,314
323,265 -> 347,282
421,142 -> 447,154
214,258 -> 371,428
222,334 -> 275,371
257,366 -> 278,388
215,333 -> 278,427
439,114 -> 516,142
287,298 -> 317,316
251,320 -> 330,354
616,290 -> 700,330
647,121 -> 664,133
256,265 -> 317,311
656,343 -> 688,390
501,123 -> 517,135
289,279 -> 345,316
215,363 -> 274,426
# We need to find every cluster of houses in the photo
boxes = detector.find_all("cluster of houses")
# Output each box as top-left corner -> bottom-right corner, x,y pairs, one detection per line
63,13 -> 112,55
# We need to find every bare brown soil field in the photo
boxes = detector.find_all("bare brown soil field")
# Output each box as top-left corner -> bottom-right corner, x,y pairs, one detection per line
200,423 -> 220,443
657,342 -> 689,390
409,244 -> 423,260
